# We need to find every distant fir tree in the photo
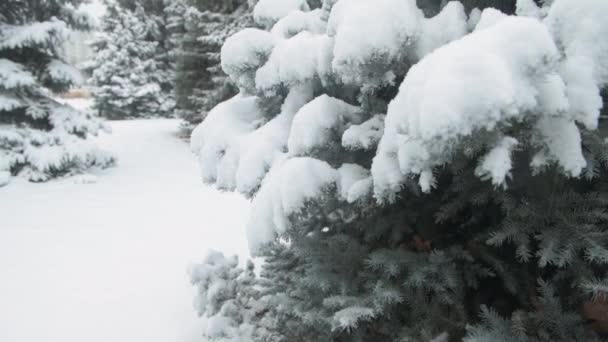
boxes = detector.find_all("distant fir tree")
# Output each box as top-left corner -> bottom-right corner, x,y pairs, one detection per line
170,0 -> 253,135
88,1 -> 174,119
0,0 -> 113,183
190,0 -> 608,341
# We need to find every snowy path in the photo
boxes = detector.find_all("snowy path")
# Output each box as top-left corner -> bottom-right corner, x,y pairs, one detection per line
0,119 -> 251,342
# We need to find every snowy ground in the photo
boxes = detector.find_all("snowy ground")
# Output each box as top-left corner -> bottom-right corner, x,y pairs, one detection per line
0,117 -> 251,342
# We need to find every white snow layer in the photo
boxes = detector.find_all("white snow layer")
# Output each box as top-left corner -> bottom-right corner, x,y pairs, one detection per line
0,117 -> 251,342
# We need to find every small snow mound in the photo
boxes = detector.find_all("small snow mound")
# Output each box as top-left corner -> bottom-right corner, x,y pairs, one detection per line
0,171 -> 11,187
72,173 -> 98,184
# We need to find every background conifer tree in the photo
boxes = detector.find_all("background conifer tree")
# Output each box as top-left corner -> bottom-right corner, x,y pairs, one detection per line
0,0 -> 113,182
88,0 -> 175,119
170,0 -> 253,134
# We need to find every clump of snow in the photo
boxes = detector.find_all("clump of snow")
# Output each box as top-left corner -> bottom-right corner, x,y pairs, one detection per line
247,157 -> 338,253
467,8 -> 482,31
256,32 -> 333,93
191,95 -> 265,186
221,29 -> 275,92
253,0 -> 310,28
474,136 -> 519,188
337,163 -> 370,202
516,0 -> 542,17
415,1 -> 468,59
328,0 -> 423,85
546,0 -> 608,130
288,94 -> 362,157
271,9 -> 327,39
235,83 -> 314,195
473,8 -> 508,31
533,116 -> 586,176
373,17 -> 563,198
342,114 -> 385,151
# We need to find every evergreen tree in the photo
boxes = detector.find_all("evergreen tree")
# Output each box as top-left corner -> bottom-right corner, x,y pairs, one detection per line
88,1 -> 174,119
170,0 -> 252,135
191,0 -> 608,341
0,0 -> 114,182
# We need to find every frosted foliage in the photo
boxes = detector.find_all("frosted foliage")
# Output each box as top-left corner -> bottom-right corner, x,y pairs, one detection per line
333,306 -> 375,331
0,93 -> 22,111
191,251 -> 256,342
0,21 -> 68,50
221,29 -> 275,92
256,32 -> 333,92
0,125 -> 113,182
0,3 -> 112,181
47,59 -> 84,85
288,95 -> 362,156
374,18 -> 563,198
271,9 -> 327,39
415,1 -> 468,59
546,0 -> 608,129
0,59 -> 35,88
342,114 -> 385,151
247,157 -> 339,252
328,0 -> 423,84
474,137 -> 518,187
253,0 -> 310,28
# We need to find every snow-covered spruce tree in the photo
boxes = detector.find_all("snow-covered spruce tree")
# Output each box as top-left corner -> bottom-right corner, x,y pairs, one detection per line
191,0 -> 608,340
0,0 -> 113,182
172,0 -> 253,134
88,1 -> 174,119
